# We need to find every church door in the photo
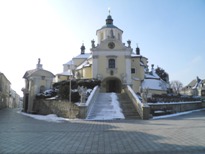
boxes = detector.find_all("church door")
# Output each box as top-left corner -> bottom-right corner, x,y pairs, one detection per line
105,78 -> 122,93
108,80 -> 117,92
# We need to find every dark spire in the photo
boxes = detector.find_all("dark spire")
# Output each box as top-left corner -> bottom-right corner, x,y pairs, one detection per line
106,9 -> 113,25
136,44 -> 140,55
80,43 -> 85,54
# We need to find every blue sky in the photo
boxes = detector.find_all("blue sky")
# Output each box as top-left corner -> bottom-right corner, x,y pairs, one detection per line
0,0 -> 205,96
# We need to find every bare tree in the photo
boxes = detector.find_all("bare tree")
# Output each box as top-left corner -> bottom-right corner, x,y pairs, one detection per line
170,80 -> 183,94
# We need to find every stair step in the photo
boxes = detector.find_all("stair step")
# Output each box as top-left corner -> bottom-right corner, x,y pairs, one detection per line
117,92 -> 141,120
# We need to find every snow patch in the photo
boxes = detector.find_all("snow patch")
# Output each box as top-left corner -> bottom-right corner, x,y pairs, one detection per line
86,93 -> 125,120
18,111 -> 71,123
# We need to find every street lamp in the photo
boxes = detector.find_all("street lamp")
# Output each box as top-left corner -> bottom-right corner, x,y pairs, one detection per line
69,60 -> 74,103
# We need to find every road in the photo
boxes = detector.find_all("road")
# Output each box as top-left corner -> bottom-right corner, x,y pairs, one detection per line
0,108 -> 205,154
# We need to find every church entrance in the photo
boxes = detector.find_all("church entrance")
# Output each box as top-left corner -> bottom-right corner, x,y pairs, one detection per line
104,77 -> 122,93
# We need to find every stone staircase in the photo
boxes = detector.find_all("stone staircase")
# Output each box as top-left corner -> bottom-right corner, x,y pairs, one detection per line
117,92 -> 141,119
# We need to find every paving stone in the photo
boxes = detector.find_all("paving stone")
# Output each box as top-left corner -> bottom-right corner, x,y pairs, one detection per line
0,108 -> 205,154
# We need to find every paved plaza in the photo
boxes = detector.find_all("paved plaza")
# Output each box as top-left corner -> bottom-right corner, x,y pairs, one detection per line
0,108 -> 205,154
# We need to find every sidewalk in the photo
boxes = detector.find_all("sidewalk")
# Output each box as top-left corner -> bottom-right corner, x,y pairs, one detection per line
0,108 -> 205,154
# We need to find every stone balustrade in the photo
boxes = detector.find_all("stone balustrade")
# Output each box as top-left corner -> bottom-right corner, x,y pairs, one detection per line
124,85 -> 150,120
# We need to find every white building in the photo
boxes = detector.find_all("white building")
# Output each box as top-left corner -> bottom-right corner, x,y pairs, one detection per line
22,59 -> 55,113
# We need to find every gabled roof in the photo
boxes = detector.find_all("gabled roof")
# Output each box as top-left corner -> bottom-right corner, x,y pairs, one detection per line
23,68 -> 55,79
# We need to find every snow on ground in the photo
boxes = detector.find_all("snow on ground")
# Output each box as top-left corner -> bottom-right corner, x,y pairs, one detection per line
153,108 -> 205,120
17,111 -> 70,123
86,93 -> 125,120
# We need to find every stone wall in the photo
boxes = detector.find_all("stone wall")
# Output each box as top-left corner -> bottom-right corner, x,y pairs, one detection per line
149,101 -> 203,115
33,99 -> 80,119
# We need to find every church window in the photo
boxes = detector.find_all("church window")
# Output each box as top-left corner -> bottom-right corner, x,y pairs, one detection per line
131,68 -> 135,74
42,76 -> 45,80
108,59 -> 115,68
118,33 -> 121,41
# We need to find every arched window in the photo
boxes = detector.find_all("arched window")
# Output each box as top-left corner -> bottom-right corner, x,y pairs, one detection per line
118,33 -> 121,41
108,59 -> 115,68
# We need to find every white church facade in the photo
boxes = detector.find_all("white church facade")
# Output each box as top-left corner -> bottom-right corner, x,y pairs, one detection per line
57,13 -> 169,95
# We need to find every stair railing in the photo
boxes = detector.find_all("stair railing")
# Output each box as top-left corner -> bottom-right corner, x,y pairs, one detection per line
124,85 -> 150,120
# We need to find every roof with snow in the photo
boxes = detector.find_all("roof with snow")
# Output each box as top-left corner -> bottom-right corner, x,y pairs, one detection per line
76,60 -> 92,70
145,68 -> 160,80
142,79 -> 167,91
186,78 -> 205,89
56,70 -> 73,76
23,68 -> 55,79
73,53 -> 91,59
64,60 -> 73,65
131,53 -> 148,59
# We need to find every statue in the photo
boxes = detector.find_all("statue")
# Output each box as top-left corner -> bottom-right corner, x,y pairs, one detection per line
91,39 -> 95,48
127,40 -> 131,48
121,73 -> 127,83
78,86 -> 87,104
38,58 -> 41,64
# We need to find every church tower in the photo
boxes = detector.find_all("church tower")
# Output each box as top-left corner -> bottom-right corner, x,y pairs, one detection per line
91,12 -> 132,93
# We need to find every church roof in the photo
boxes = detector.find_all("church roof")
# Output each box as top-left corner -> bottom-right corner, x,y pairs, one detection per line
73,53 -> 91,59
131,53 -> 148,59
97,14 -> 123,33
145,73 -> 159,79
56,70 -> 73,76
23,68 -> 55,79
76,59 -> 92,70
142,79 -> 167,91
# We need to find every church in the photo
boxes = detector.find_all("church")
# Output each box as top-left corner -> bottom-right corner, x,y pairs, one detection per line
56,13 -> 169,96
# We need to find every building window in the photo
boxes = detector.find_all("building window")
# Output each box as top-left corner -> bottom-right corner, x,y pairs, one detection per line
42,76 -> 45,80
118,33 -> 121,41
131,68 -> 135,74
108,59 -> 115,68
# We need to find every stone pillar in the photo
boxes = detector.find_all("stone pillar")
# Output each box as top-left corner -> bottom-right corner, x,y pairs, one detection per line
125,55 -> 132,85
92,55 -> 99,78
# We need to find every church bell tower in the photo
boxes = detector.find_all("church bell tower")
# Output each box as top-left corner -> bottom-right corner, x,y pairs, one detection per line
91,12 -> 132,93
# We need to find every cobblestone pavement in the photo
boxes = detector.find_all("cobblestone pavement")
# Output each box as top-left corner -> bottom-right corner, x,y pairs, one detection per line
0,108 -> 205,154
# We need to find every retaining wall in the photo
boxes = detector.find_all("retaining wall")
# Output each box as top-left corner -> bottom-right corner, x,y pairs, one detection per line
33,99 -> 79,119
149,101 -> 203,115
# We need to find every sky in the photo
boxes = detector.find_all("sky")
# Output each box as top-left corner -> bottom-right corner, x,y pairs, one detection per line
0,0 -> 205,97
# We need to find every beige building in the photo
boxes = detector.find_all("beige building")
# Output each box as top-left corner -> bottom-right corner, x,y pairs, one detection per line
181,77 -> 205,96
58,13 -> 168,97
22,59 -> 55,113
0,72 -> 11,109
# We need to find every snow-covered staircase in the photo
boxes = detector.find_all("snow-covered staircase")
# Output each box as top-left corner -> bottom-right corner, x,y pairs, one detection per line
86,93 -> 125,120
118,92 -> 141,119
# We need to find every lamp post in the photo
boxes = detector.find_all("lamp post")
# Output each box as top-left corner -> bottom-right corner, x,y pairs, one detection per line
69,60 -> 74,103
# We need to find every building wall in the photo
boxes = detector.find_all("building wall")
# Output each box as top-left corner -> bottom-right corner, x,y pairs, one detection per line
0,73 -> 11,109
73,58 -> 87,67
82,67 -> 92,79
